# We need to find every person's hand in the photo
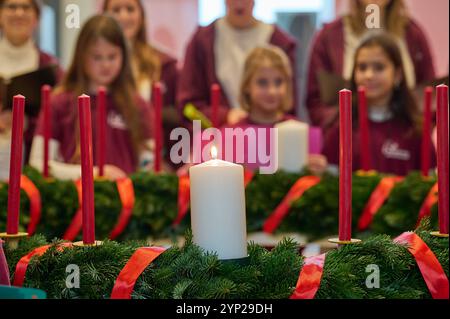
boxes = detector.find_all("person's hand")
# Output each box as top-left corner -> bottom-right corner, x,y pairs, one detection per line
100,165 -> 127,181
227,108 -> 248,126
0,111 -> 12,133
307,154 -> 328,176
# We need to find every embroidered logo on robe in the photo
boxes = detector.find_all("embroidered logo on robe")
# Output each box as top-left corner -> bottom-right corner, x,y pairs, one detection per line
381,140 -> 410,161
107,111 -> 128,130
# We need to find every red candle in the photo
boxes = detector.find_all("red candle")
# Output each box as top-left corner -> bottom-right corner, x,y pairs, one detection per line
41,85 -> 51,178
211,84 -> 220,128
78,95 -> 96,244
421,87 -> 433,177
420,86 -> 433,176
436,85 -> 449,234
153,83 -> 163,173
358,86 -> 371,171
96,86 -> 107,177
339,89 -> 352,241
6,95 -> 25,235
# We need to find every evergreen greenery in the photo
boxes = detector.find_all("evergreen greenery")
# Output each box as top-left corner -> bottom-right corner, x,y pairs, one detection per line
0,167 -> 439,242
4,224 -> 447,299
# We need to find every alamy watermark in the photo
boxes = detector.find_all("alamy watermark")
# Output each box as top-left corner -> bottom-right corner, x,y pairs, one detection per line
365,264 -> 380,289
65,4 -> 80,29
65,264 -> 80,289
170,120 -> 278,174
366,4 -> 381,29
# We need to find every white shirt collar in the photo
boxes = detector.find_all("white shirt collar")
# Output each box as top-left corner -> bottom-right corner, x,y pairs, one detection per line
368,107 -> 393,122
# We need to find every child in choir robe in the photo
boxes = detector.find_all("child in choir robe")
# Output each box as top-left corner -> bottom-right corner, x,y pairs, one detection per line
178,46 -> 326,175
103,0 -> 177,105
178,0 -> 297,127
323,33 -> 435,176
29,15 -> 154,180
222,46 -> 326,174
103,0 -> 180,170
0,0 -> 63,164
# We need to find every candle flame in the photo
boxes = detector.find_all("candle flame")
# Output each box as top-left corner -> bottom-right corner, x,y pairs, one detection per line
211,146 -> 218,160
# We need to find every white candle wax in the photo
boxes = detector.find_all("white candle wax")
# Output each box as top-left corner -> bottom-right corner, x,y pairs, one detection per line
275,120 -> 309,172
189,158 -> 247,260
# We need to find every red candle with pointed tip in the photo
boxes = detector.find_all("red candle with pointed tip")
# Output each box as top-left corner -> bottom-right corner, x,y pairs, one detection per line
211,84 -> 220,128
96,86 -> 107,177
358,86 -> 371,171
436,85 -> 449,234
42,85 -> 51,178
7,95 -> 25,235
153,83 -> 163,173
78,95 -> 96,244
339,89 -> 352,241
421,87 -> 433,177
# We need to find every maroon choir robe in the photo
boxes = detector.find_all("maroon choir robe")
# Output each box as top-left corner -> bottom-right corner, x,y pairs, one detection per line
306,18 -> 436,131
35,91 -> 152,174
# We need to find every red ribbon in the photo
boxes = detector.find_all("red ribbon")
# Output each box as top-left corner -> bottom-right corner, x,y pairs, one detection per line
109,178 -> 135,240
417,183 -> 438,227
110,247 -> 166,299
394,232 -> 449,299
13,243 -> 73,287
173,174 -> 191,226
173,169 -> 255,226
244,169 -> 255,187
290,253 -> 326,299
358,176 -> 404,231
263,176 -> 321,234
62,180 -> 83,241
19,175 -> 42,236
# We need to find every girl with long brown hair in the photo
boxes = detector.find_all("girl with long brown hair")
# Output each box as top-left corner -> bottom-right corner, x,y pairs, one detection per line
29,14 -> 153,180
306,0 -> 435,133
103,0 -> 178,105
323,33 -> 435,176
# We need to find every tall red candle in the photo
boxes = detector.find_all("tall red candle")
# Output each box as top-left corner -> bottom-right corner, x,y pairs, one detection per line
6,95 -> 25,235
96,86 -> 107,177
339,89 -> 352,241
436,85 -> 449,234
358,86 -> 371,171
421,87 -> 433,177
211,84 -> 220,128
78,95 -> 96,244
41,85 -> 51,178
153,83 -> 163,173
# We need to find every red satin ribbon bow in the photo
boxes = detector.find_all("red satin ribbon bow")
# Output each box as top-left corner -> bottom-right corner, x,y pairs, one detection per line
290,253 -> 326,299
358,176 -> 404,231
109,178 -> 135,240
13,242 -> 73,287
243,169 -> 255,186
394,232 -> 449,299
110,247 -> 166,299
263,176 -> 321,234
19,175 -> 42,236
173,174 -> 190,226
417,183 -> 438,227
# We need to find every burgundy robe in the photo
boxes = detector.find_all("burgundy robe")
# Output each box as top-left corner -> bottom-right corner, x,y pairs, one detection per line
177,20 -> 298,127
322,118 -> 436,176
35,91 -> 152,174
306,18 -> 436,131
155,48 -> 178,108
23,50 -> 64,163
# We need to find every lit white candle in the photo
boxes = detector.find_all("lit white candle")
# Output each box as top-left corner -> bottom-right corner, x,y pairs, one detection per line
275,120 -> 309,172
189,147 -> 247,260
